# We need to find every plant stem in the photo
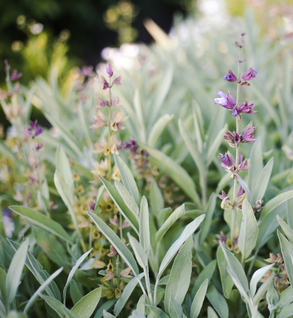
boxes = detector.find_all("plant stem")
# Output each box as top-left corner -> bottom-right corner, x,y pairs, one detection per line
144,266 -> 153,305
231,48 -> 242,240
108,83 -> 112,179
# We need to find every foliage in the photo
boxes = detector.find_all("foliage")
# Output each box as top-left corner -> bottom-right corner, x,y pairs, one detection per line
1,7 -> 293,318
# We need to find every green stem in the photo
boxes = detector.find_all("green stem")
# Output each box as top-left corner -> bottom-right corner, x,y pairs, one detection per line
89,223 -> 93,247
119,213 -> 123,240
108,83 -> 113,179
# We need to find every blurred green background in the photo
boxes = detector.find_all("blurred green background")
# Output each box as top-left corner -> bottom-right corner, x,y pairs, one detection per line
0,0 -> 292,88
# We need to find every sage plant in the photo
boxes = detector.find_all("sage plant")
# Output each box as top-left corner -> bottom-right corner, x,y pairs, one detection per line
215,33 -> 257,241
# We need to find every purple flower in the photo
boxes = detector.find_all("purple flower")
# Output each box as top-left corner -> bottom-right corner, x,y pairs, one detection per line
35,142 -> 43,151
96,98 -> 109,108
124,139 -> 138,153
33,125 -> 44,137
219,151 -> 234,170
224,69 -> 237,82
89,200 -> 95,211
239,158 -> 250,171
24,120 -> 43,138
241,122 -> 256,143
219,151 -> 248,174
112,76 -> 122,86
232,100 -> 256,119
214,91 -> 236,110
223,130 -> 241,147
10,69 -> 22,81
242,68 -> 257,81
77,66 -> 94,77
106,63 -> 113,77
99,75 -> 109,90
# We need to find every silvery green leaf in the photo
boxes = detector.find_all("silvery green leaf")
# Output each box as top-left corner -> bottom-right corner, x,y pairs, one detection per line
206,285 -> 229,318
146,305 -> 169,318
94,185 -> 105,214
216,246 -> 233,299
156,204 -> 185,242
257,205 -> 286,249
237,175 -> 252,203
88,212 -> 139,276
8,240 -> 61,300
140,143 -> 201,206
179,119 -> 205,172
34,228 -> 70,268
103,310 -> 116,318
94,299 -> 116,318
70,280 -> 82,305
136,294 -> 147,316
206,124 -> 227,167
56,146 -> 74,188
238,199 -> 259,260
46,114 -> 84,159
207,306 -> 219,318
199,193 -> 216,246
0,140 -> 20,164
150,181 -> 164,217
278,230 -> 293,286
260,190 -> 293,220
168,297 -> 183,318
0,267 -> 7,307
250,264 -> 274,297
54,171 -> 79,231
128,234 -> 148,269
266,280 -> 279,312
192,102 -> 204,152
252,157 -> 274,203
71,287 -> 102,318
248,140 -> 263,193
227,268 -> 249,302
148,114 -> 174,147
114,181 -> 139,216
220,244 -> 249,301
192,260 -> 216,297
133,89 -> 146,142
0,298 -> 6,318
157,214 -> 205,279
190,279 -> 208,318
286,198 -> 293,229
250,85 -> 281,129
206,106 -> 226,154
41,295 -> 76,318
164,237 -> 193,314
179,120 -> 206,200
24,267 -> 63,314
277,303 -> 293,318
114,154 -> 140,204
276,286 -> 293,309
149,66 -> 173,125
10,206 -> 72,244
6,240 -> 29,305
63,248 -> 92,304
6,311 -> 28,318
139,196 -> 150,253
99,176 -> 139,233
253,272 -> 275,307
277,216 -> 293,244
114,273 -> 145,317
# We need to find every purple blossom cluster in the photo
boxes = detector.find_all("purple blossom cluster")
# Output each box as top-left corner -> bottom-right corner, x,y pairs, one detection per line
216,32 -> 258,226
91,63 -> 128,157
